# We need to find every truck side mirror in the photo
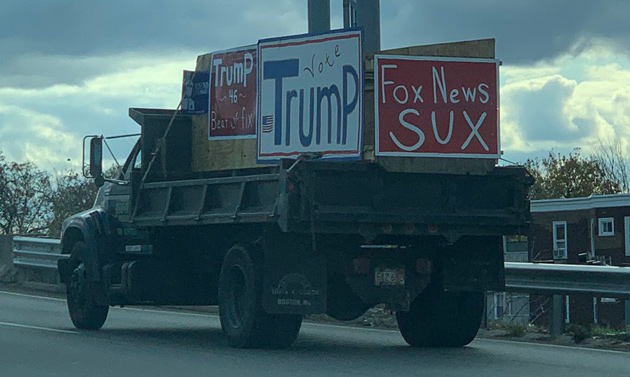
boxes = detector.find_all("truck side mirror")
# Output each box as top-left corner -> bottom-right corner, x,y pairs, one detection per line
89,137 -> 103,179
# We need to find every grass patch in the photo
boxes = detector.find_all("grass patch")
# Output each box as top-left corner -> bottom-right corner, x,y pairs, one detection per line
488,321 -> 527,337
567,325 -> 630,343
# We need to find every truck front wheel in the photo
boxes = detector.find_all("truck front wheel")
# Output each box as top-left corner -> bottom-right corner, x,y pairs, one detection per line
66,242 -> 109,330
396,286 -> 484,347
218,245 -> 302,348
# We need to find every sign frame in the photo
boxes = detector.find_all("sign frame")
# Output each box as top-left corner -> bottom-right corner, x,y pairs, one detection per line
207,44 -> 258,140
374,55 -> 501,159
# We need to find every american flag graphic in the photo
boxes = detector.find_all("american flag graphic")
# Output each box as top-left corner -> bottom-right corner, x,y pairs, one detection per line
262,115 -> 273,133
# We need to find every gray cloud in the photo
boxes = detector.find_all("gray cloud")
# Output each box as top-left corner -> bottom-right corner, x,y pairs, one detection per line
2,0 -> 629,89
2,0 -> 630,170
381,0 -> 630,65
0,0 -> 307,88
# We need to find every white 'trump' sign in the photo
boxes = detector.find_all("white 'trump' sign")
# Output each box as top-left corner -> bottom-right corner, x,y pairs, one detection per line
257,29 -> 363,162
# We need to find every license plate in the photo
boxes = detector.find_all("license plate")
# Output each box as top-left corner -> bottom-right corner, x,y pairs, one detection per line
374,268 -> 405,286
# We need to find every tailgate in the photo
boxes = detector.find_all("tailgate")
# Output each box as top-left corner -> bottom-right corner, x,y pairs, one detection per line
280,161 -> 531,238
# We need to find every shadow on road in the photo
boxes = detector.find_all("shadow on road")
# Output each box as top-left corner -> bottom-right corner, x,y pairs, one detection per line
86,324 -> 491,365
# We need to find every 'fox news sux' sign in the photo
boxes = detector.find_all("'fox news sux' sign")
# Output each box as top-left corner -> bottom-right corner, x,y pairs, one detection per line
257,30 -> 363,162
375,56 -> 500,158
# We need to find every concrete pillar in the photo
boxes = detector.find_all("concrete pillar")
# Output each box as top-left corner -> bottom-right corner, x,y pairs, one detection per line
0,235 -> 15,282
550,294 -> 565,338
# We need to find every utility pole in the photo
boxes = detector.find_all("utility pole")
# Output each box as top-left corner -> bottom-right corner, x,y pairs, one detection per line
307,0 -> 330,34
343,0 -> 380,54
307,0 -> 381,54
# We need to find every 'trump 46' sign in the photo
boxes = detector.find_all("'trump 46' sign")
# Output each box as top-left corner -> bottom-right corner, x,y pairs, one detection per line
208,46 -> 257,139
257,30 -> 363,162
375,56 -> 500,158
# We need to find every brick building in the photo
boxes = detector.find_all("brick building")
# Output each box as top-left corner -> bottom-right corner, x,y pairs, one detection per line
530,194 -> 630,328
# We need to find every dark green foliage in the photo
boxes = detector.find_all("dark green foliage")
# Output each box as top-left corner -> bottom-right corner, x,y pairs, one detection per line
567,324 -> 591,343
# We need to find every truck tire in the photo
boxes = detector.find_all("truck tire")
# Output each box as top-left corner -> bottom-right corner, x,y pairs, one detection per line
66,242 -> 109,330
218,245 -> 302,348
396,286 -> 484,347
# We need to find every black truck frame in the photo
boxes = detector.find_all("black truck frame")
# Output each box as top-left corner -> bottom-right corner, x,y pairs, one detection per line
58,108 -> 531,348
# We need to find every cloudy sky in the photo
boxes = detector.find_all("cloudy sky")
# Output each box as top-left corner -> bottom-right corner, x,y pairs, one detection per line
1,0 -> 629,171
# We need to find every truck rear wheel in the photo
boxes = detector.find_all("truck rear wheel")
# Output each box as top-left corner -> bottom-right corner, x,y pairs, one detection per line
218,245 -> 302,348
396,286 -> 484,347
66,242 -> 109,330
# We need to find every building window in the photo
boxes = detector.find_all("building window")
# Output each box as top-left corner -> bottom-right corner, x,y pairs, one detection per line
598,217 -> 614,236
624,217 -> 630,257
552,221 -> 567,259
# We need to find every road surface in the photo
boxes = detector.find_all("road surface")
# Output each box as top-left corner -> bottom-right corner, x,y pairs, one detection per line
0,289 -> 627,377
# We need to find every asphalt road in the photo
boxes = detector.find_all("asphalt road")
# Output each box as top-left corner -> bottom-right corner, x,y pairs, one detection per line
0,289 -> 628,377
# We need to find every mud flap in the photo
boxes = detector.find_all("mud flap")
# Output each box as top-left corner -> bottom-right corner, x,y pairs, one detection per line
443,236 -> 505,292
262,230 -> 327,315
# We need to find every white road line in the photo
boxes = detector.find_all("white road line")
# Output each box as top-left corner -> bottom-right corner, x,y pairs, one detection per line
475,337 -> 629,355
118,306 -> 217,319
0,290 -> 65,302
0,321 -> 78,334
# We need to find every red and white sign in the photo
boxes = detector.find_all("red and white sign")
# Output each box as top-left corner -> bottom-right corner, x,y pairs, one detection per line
208,46 -> 257,139
375,56 -> 500,158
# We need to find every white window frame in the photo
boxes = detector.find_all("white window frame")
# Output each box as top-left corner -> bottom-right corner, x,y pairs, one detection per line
493,292 -> 504,319
590,218 -> 596,258
552,221 -> 568,260
598,217 -> 614,237
624,216 -> 630,257
565,295 -> 570,324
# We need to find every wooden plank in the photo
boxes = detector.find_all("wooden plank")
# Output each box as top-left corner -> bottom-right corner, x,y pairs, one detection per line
378,38 -> 495,59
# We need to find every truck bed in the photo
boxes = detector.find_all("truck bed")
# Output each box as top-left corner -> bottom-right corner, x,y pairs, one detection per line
131,160 -> 530,242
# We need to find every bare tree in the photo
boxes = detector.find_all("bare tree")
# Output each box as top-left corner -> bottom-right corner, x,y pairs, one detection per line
0,153 -> 53,234
591,137 -> 630,193
48,170 -> 98,238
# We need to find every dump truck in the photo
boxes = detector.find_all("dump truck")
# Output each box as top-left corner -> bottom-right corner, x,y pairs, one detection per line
58,35 -> 531,348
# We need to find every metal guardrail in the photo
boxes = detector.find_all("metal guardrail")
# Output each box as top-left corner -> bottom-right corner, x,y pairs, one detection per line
505,262 -> 630,298
12,236 -> 68,270
11,237 -> 630,298
10,237 -> 629,335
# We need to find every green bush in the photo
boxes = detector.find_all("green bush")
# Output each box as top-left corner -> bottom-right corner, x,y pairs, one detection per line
505,323 -> 526,337
567,324 -> 591,343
